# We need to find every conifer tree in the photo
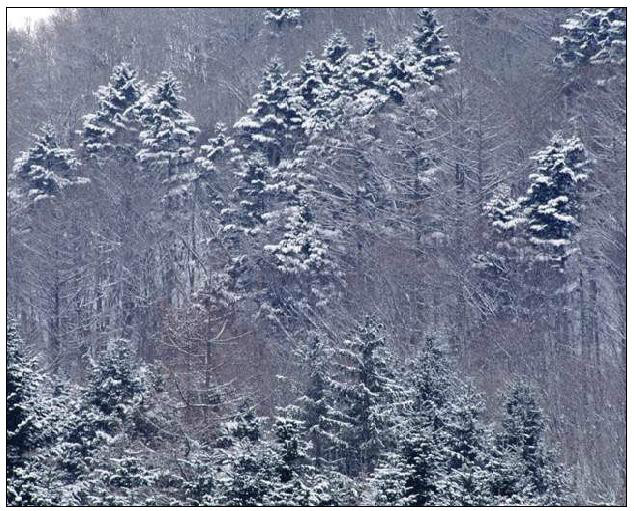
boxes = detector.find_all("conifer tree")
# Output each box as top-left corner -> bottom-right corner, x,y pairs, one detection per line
330,317 -> 402,476
521,134 -> 589,269
11,124 -> 86,205
80,62 -> 143,161
7,319 -> 48,505
408,8 -> 459,87
492,380 -> 571,505
553,8 -> 626,70
235,58 -> 302,166
317,31 -> 353,123
382,43 -> 416,104
295,333 -> 339,468
263,8 -> 302,31
290,51 -> 328,137
137,70 -> 200,201
348,30 -> 388,95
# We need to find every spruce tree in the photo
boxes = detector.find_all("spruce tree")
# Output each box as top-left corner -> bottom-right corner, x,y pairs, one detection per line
295,333 -> 339,468
317,31 -> 353,124
492,380 -> 571,505
11,124 -> 86,205
290,50 -> 328,138
408,8 -> 459,87
382,42 -> 416,104
521,134 -> 589,269
553,8 -> 626,70
234,58 -> 302,166
80,62 -> 143,162
137,70 -> 200,201
348,30 -> 388,95
263,8 -> 302,31
330,317 -> 402,476
7,319 -> 48,505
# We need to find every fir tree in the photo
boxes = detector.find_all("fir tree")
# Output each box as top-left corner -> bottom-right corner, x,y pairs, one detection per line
80,62 -> 143,162
438,385 -> 494,505
290,50 -> 328,137
553,8 -> 626,70
11,124 -> 86,205
234,58 -> 302,166
521,134 -> 589,269
408,8 -> 459,87
194,121 -> 237,208
295,333 -> 339,468
7,320 -> 48,505
330,317 -> 402,476
492,380 -> 571,505
382,42 -> 416,104
137,70 -> 200,201
317,31 -> 353,124
263,8 -> 302,31
348,30 -> 388,95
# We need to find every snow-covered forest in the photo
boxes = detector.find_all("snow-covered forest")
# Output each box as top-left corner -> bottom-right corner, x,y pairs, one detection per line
6,7 -> 626,506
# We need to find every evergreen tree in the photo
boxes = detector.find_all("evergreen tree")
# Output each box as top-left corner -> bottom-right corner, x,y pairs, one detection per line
348,30 -> 388,95
11,124 -> 86,205
317,31 -> 353,124
295,333 -> 339,468
194,121 -> 238,209
330,317 -> 402,476
58,339 -> 148,487
382,42 -> 416,104
521,134 -> 589,269
263,8 -> 302,31
226,152 -> 271,236
370,336 -> 455,506
234,58 -> 302,166
492,380 -> 571,505
7,319 -> 48,505
408,8 -> 459,87
438,385 -> 494,505
290,50 -> 328,138
137,70 -> 200,201
553,8 -> 626,70
80,62 -> 143,161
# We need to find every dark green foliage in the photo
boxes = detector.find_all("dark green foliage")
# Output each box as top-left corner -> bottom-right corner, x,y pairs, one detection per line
11,124 -> 85,205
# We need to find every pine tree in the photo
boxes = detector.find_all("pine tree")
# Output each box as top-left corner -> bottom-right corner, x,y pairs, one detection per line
553,8 -> 626,70
317,31 -> 353,124
330,317 -> 402,476
473,183 -> 524,314
7,319 -> 48,505
59,338 -> 147,484
11,124 -> 86,205
438,384 -> 494,505
227,152 -> 271,236
193,121 -> 238,211
215,402 -> 277,505
263,159 -> 338,289
591,8 -> 626,67
80,62 -> 143,161
263,8 -> 302,31
382,43 -> 416,104
234,58 -> 302,166
137,70 -> 200,201
521,134 -> 589,269
348,30 -> 388,95
492,380 -> 571,505
370,336 -> 454,505
295,333 -> 339,468
346,30 -> 390,116
408,8 -> 459,87
290,51 -> 328,137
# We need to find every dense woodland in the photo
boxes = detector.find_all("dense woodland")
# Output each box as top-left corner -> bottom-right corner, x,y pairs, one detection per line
6,7 -> 626,506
